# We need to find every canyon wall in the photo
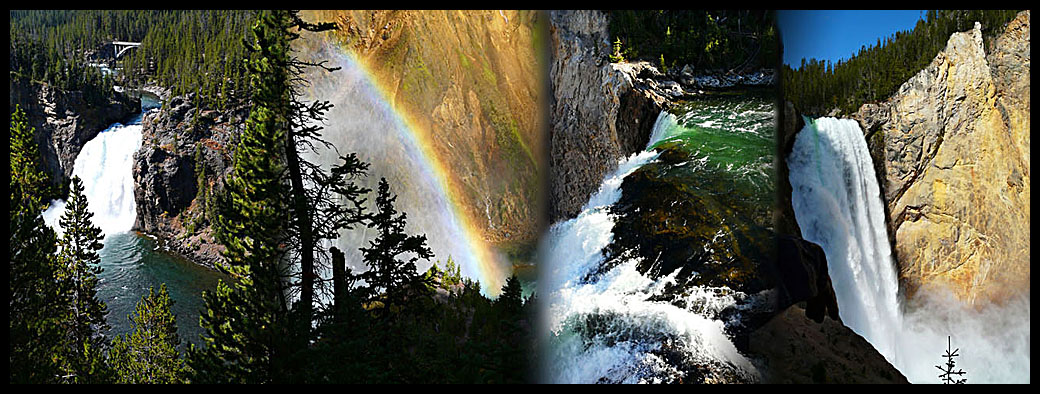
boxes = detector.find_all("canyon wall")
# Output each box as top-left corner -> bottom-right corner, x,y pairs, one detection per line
547,10 -> 667,222
9,76 -> 139,193
303,10 -> 547,251
853,11 -> 1030,304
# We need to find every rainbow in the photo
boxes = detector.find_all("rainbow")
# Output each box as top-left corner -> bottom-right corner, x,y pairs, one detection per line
318,45 -> 508,296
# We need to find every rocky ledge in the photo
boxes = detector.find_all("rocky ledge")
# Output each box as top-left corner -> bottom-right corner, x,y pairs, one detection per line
132,93 -> 247,269
9,75 -> 140,194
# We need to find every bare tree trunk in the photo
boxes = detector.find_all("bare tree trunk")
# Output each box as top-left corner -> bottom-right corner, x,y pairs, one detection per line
285,131 -> 314,324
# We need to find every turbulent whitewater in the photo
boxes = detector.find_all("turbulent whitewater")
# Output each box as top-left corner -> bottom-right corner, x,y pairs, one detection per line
542,97 -> 775,383
788,117 -> 1030,383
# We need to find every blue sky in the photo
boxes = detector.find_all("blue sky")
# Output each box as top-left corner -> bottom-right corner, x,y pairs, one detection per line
778,10 -> 926,69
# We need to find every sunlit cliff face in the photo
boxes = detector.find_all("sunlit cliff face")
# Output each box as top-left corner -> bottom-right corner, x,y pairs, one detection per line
294,10 -> 548,292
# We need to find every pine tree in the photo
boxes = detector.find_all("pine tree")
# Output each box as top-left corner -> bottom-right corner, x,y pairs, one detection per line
495,275 -> 524,316
54,176 -> 112,383
188,9 -> 294,383
109,284 -> 187,383
9,106 -> 67,383
278,10 -> 362,328
360,178 -> 434,311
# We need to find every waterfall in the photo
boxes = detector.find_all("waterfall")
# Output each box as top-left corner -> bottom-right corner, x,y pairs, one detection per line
42,120 -> 143,238
786,117 -> 903,360
540,112 -> 759,383
787,117 -> 1030,383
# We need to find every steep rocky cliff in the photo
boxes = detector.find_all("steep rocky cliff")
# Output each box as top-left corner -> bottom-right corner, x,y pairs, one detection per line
303,10 -> 546,252
547,10 -> 669,222
9,75 -> 139,194
852,11 -> 1030,305
132,93 -> 246,269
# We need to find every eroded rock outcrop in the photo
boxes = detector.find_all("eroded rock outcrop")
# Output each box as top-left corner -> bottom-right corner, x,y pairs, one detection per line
852,11 -> 1030,304
9,76 -> 139,193
548,10 -> 669,222
132,93 -> 246,269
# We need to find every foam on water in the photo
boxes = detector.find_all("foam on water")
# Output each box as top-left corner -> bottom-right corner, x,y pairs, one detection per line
540,113 -> 760,383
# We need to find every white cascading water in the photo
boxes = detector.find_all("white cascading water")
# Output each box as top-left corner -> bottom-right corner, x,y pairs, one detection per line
541,112 -> 758,383
786,117 -> 903,360
787,117 -> 1030,383
42,121 -> 143,238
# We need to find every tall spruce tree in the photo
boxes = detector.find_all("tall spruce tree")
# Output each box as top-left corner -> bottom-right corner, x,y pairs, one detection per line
280,10 -> 373,329
189,10 -> 371,383
109,284 -> 187,383
9,106 -> 66,383
188,9 -> 294,383
54,176 -> 111,383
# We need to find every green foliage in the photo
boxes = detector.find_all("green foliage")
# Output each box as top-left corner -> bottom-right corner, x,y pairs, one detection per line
608,10 -> 778,72
9,10 -> 256,111
783,10 -> 1020,116
610,37 -> 625,62
54,176 -> 112,383
308,270 -> 535,383
189,9 -> 294,383
109,284 -> 188,383
9,106 -> 67,383
192,144 -> 207,226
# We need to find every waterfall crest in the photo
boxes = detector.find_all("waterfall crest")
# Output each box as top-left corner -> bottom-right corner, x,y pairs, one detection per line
43,121 -> 143,238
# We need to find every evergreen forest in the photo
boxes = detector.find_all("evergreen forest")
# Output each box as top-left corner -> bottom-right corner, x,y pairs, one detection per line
9,10 -> 534,384
781,10 -> 1021,116
9,10 -> 255,111
607,10 -> 779,73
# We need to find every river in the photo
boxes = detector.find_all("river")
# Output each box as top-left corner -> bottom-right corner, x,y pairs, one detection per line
42,92 -> 224,352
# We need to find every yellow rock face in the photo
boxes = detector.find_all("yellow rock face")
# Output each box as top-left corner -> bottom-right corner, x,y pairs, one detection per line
298,10 -> 547,252
870,12 -> 1030,305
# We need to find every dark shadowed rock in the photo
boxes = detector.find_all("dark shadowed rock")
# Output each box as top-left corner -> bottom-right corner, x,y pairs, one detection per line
9,75 -> 139,194
773,235 -> 840,323
749,305 -> 908,384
